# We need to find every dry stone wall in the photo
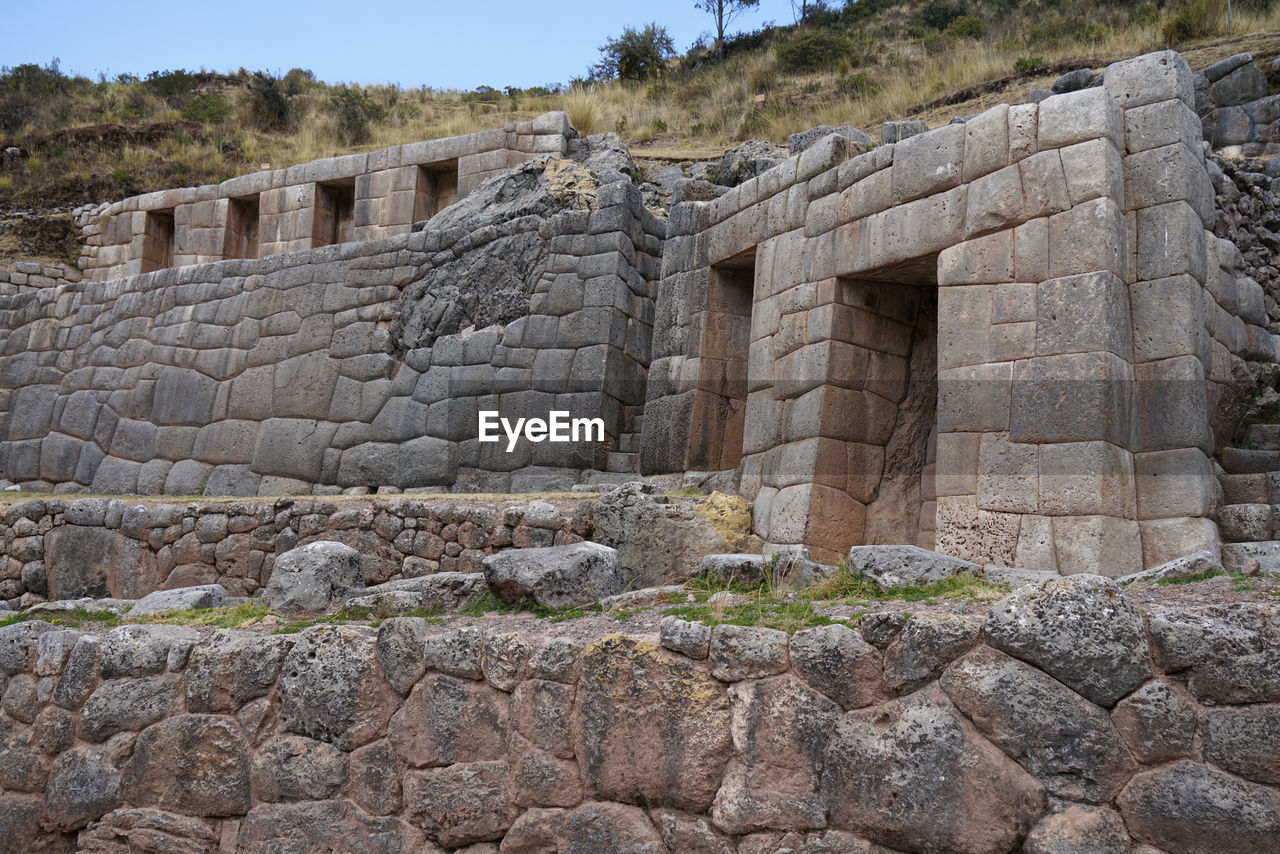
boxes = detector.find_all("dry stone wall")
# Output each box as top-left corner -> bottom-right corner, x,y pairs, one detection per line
2,576 -> 1278,853
0,495 -> 592,606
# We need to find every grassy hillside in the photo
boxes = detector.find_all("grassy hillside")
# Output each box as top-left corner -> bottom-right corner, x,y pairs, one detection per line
4,0 -> 1280,266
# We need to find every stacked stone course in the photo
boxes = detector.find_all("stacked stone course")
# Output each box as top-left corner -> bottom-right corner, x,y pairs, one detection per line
1,576 -> 1277,852
0,495 -> 591,605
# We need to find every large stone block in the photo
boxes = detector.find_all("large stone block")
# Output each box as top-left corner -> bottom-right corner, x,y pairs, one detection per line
821,687 -> 1045,854
1038,441 -> 1135,518
943,646 -> 1137,801
710,675 -> 839,835
1118,762 -> 1280,854
44,525 -> 160,600
984,573 -> 1152,705
1050,515 -> 1143,578
1104,50 -> 1195,110
1129,274 -> 1206,363
1010,352 -> 1132,446
1048,197 -> 1125,279
150,366 -> 220,426
1037,87 -> 1123,149
1136,201 -> 1207,282
1036,271 -> 1131,359
1124,142 -> 1204,212
574,635 -> 732,812
251,418 -> 339,481
121,714 -> 250,817
889,123 -> 965,203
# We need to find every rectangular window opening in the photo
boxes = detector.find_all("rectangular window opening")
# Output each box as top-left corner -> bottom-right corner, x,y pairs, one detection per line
140,209 -> 175,273
313,178 -> 355,247
223,195 -> 260,260
414,160 -> 460,224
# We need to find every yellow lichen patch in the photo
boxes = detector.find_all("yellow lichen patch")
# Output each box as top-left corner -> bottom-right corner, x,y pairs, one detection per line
581,633 -> 720,710
695,491 -> 761,553
541,157 -> 601,211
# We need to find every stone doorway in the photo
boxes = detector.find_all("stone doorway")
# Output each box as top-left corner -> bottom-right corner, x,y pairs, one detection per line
691,249 -> 756,471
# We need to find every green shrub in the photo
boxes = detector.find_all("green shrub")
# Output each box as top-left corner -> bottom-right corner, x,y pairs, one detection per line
949,15 -> 987,38
180,92 -> 231,124
329,85 -> 385,144
837,71 -> 882,97
110,167 -> 132,184
144,69 -> 198,105
594,22 -> 676,82
283,68 -> 317,91
1163,0 -> 1225,45
246,71 -> 297,132
776,31 -> 856,73
1014,55 -> 1046,74
917,0 -> 965,31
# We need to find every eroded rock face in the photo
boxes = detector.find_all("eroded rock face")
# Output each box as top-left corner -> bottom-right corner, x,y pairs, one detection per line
1117,761 -> 1280,854
941,646 -> 1137,802
591,483 -> 761,588
121,714 -> 250,817
394,157 -> 600,352
482,541 -> 623,608
263,541 -> 363,614
573,635 -> 732,812
388,672 -> 509,768
847,545 -> 980,589
238,800 -> 428,854
820,687 -> 1046,854
710,675 -> 839,835
75,808 -> 222,853
501,802 -> 666,853
1147,603 -> 1280,703
185,631 -> 291,713
45,747 -> 120,831
278,626 -> 397,750
983,574 -> 1152,707
404,760 -> 517,847
1023,805 -> 1130,854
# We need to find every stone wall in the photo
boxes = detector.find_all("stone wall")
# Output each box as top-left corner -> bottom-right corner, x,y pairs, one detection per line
2,575 -> 1277,852
643,50 -> 1271,571
0,172 -> 662,496
73,114 -> 573,281
1196,52 -> 1280,156
0,495 -> 591,607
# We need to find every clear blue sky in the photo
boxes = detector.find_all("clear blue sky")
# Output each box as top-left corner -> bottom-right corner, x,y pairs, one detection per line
5,0 -> 790,90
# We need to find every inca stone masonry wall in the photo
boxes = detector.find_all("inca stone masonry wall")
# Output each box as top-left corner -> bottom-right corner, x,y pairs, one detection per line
73,114 -> 573,281
0,164 -> 662,498
645,50 -> 1275,571
1,575 -> 1277,853
3,52 -> 1280,573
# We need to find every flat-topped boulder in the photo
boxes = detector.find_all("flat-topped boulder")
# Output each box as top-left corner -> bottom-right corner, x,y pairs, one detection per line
482,540 -> 623,608
847,545 -> 981,588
